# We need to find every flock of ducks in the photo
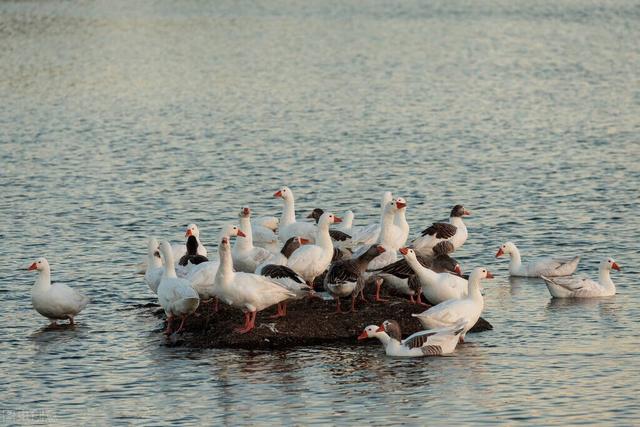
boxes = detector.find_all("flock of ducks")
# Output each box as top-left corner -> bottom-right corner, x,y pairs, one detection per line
26,186 -> 622,357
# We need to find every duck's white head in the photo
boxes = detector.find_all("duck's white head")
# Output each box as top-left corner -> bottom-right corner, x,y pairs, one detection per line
319,212 -> 342,226
185,224 -> 200,238
219,236 -> 231,252
381,191 -> 393,206
357,325 -> 381,340
399,247 -> 417,261
273,186 -> 293,201
343,210 -> 354,222
601,258 -> 621,272
220,224 -> 246,239
239,207 -> 251,219
147,237 -> 159,254
28,257 -> 49,272
470,267 -> 494,281
496,241 -> 517,258
259,216 -> 279,231
394,197 -> 407,210
159,241 -> 173,262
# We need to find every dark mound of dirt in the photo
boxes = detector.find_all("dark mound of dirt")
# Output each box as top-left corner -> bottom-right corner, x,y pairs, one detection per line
153,295 -> 493,349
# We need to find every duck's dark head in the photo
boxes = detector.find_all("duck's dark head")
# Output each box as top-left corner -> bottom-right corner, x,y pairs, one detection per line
450,205 -> 470,218
306,208 -> 324,224
377,320 -> 402,341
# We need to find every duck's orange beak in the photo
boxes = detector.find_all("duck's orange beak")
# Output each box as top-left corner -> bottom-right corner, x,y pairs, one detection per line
463,210 -> 471,216
486,271 -> 495,279
495,248 -> 504,257
376,246 -> 386,254
299,238 -> 310,244
376,324 -> 385,333
237,230 -> 246,237
399,247 -> 409,255
357,330 -> 369,340
185,229 -> 193,237
333,216 -> 342,223
27,262 -> 37,271
454,265 -> 462,275
396,201 -> 407,209
612,262 -> 620,271
273,190 -> 282,198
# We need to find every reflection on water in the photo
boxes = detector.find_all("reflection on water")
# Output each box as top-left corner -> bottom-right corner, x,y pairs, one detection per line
1,0 -> 639,424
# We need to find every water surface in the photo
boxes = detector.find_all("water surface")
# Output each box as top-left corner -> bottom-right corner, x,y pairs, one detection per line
1,0 -> 639,425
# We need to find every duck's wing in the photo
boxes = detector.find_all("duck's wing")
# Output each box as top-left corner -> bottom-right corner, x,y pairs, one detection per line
420,222 -> 457,239
540,275 -> 599,293
325,260 -> 359,284
261,264 -> 305,285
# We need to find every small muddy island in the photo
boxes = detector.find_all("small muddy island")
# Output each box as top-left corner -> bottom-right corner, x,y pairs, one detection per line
151,295 -> 493,349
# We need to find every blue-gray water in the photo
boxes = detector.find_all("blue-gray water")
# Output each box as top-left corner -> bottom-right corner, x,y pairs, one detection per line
1,0 -> 639,425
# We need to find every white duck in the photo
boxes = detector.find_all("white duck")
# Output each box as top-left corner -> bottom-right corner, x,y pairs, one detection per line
412,267 -> 493,342
157,241 -> 200,334
274,186 -> 317,243
412,205 -> 470,256
390,197 -> 410,249
336,210 -> 356,235
496,241 -> 580,277
28,258 -> 89,325
214,236 -> 295,333
186,224 -> 245,302
542,258 -> 620,298
358,319 -> 467,357
232,207 -> 273,273
144,237 -> 163,294
172,223 -> 207,262
350,191 -> 393,247
251,216 -> 280,253
360,199 -> 404,273
287,212 -> 341,284
399,247 -> 467,305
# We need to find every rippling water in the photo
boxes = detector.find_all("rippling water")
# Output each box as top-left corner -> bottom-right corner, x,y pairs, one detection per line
1,0 -> 639,424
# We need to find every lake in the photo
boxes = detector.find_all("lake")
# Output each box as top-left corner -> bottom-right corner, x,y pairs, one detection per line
1,0 -> 639,424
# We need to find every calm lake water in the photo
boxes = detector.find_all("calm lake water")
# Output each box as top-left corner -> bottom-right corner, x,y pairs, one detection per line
1,0 -> 639,424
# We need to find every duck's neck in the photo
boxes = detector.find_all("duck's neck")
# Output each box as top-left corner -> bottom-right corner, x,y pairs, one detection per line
599,268 -> 615,291
215,248 -> 236,288
341,213 -> 354,230
379,210 -> 396,246
163,251 -> 177,279
408,256 -> 438,284
280,197 -> 296,227
467,273 -> 483,302
375,333 -> 392,347
507,248 -> 522,273
394,209 -> 409,239
314,220 -> 331,248
237,216 -> 254,249
450,216 -> 466,232
33,269 -> 51,289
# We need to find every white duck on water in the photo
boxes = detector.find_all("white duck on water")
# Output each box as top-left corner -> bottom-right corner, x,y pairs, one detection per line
412,267 -> 493,342
28,258 -> 89,325
358,320 -> 467,357
157,241 -> 200,335
496,241 -> 579,277
542,258 -> 620,298
144,238 -> 163,294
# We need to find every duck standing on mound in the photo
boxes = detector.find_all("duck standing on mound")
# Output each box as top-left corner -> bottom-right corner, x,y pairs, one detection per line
157,241 -> 200,335
172,223 -> 207,262
273,186 -> 317,243
324,245 -> 386,313
214,236 -> 295,333
28,258 -> 89,325
412,267 -> 493,342
144,238 -> 163,294
232,207 -> 272,273
358,320 -> 467,357
542,258 -> 620,298
412,204 -> 470,256
287,212 -> 342,286
179,235 -> 209,267
496,241 -> 579,277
